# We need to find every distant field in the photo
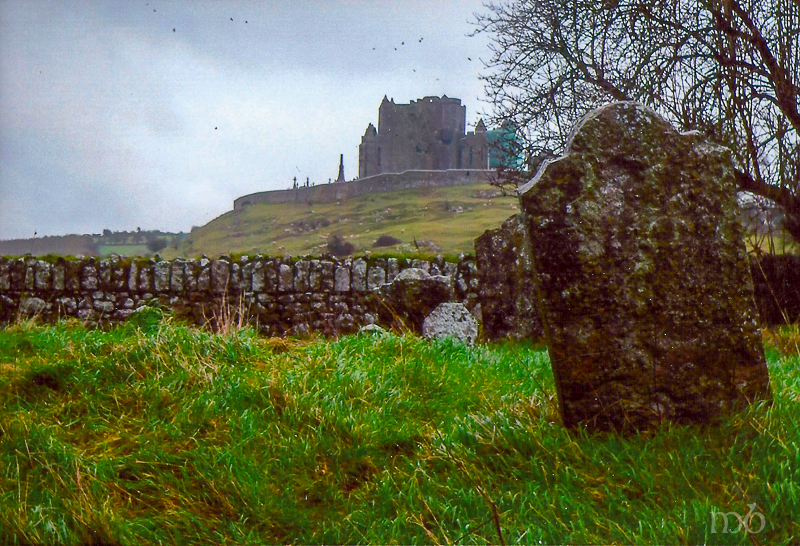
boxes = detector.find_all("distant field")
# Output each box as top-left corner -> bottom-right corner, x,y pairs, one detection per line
0,235 -> 98,257
97,244 -> 150,257
0,233 -> 184,259
182,183 -> 520,258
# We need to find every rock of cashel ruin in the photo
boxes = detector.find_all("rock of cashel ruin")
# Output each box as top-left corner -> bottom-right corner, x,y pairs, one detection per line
358,95 -> 489,176
234,95 -> 506,209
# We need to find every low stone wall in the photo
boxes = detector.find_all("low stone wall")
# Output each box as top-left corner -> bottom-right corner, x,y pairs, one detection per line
233,169 -> 494,209
0,255 -> 479,336
750,254 -> 800,325
1,251 -> 796,336
473,212 -> 800,340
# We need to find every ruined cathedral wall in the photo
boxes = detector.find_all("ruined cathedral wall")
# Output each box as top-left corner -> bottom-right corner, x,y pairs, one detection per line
233,169 -> 494,209
342,169 -> 493,198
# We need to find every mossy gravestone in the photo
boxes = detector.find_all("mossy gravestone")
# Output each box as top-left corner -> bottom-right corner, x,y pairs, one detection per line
520,102 -> 770,432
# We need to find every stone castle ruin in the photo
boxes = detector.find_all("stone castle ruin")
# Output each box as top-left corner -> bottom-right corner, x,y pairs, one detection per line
359,95 -> 489,177
233,95 -> 495,210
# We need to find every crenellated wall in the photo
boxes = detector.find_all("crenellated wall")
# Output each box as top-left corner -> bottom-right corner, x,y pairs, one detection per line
0,255 -> 479,336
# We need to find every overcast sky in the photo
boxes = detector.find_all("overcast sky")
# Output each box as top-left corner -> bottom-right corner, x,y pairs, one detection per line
0,0 -> 493,240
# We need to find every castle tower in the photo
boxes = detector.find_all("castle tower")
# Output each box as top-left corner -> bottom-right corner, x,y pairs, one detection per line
473,119 -> 488,169
336,154 -> 345,182
359,95 -> 467,176
459,118 -> 489,170
359,123 -> 379,178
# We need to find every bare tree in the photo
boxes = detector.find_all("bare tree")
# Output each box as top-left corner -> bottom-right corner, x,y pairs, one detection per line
474,0 -> 800,243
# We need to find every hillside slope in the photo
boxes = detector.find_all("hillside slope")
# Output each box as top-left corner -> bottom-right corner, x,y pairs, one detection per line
181,183 -> 520,258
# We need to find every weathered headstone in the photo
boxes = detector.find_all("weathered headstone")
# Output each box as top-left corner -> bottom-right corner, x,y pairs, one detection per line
520,101 -> 770,432
475,214 -> 544,341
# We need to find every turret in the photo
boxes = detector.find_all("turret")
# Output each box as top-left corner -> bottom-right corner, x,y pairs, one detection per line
359,124 -> 380,178
363,123 -> 378,139
336,154 -> 345,182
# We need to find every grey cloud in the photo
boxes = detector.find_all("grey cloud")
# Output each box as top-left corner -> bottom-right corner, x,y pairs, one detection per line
0,0 -> 489,240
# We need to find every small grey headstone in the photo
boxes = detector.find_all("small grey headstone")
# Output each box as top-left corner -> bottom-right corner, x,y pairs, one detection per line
422,302 -> 478,345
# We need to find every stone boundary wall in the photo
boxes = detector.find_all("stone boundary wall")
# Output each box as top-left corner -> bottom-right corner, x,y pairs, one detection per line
750,254 -> 800,325
0,255 -> 479,336
0,253 -> 796,336
233,169 -> 494,209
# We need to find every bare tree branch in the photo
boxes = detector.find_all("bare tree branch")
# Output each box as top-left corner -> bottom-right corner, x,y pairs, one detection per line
474,0 -> 800,244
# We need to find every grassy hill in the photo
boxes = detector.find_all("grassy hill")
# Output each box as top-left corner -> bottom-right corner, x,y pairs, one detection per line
4,182 -> 794,259
179,183 -> 520,258
150,182 -> 800,259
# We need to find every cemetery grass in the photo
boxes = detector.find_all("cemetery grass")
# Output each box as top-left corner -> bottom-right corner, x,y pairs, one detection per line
1,311 -> 798,545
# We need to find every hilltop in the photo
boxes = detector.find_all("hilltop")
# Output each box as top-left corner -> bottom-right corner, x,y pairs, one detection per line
4,181 -> 792,260
181,183 -> 520,258
0,183 -> 520,259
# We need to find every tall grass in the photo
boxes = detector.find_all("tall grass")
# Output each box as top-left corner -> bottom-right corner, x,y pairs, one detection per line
1,310 -> 798,544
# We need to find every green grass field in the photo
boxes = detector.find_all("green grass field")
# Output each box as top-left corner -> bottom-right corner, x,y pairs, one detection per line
182,184 -> 520,258
1,311 -> 798,544
97,244 -> 151,257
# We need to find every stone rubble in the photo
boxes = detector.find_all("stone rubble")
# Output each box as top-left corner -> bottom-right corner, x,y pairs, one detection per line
422,302 -> 478,346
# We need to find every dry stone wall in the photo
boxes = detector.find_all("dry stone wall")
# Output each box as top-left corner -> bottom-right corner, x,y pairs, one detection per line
0,255 -> 479,336
750,253 -> 800,325
0,251 -> 796,337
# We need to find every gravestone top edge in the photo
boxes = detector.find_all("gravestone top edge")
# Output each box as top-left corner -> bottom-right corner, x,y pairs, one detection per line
519,101 -> 729,196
